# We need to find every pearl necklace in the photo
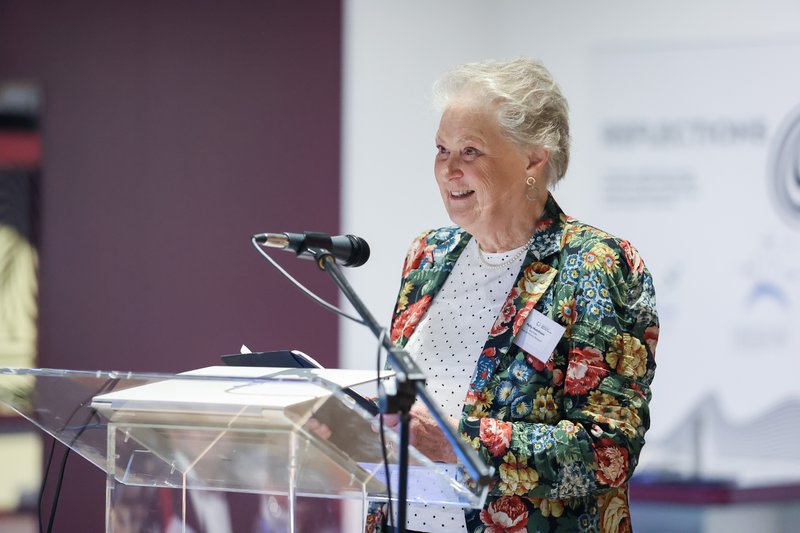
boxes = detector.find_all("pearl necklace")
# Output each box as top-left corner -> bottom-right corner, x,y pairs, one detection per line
476,234 -> 536,269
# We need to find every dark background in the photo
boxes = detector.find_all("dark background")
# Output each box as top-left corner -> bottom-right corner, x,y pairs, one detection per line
0,2 -> 343,530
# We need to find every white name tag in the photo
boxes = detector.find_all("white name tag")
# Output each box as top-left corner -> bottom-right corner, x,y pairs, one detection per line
513,309 -> 566,364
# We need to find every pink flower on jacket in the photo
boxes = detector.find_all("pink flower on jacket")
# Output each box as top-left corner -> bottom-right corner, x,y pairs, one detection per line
480,418 -> 512,457
644,326 -> 659,359
594,437 -> 630,487
525,352 -> 554,373
479,496 -> 529,533
390,294 -> 431,343
565,347 -> 609,395
364,503 -> 386,533
490,320 -> 510,337
499,298 -> 517,324
401,238 -> 436,277
512,305 -> 532,337
619,239 -> 644,275
536,217 -> 554,232
401,238 -> 426,278
490,290 -> 518,337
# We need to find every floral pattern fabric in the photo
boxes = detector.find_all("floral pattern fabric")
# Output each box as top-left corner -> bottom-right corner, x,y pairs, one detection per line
367,194 -> 658,533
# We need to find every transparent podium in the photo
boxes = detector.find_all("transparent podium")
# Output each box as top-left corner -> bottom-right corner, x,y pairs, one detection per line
0,366 -> 489,532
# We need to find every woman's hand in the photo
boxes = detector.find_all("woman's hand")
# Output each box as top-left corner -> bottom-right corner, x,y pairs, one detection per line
380,403 -> 458,463
302,417 -> 333,440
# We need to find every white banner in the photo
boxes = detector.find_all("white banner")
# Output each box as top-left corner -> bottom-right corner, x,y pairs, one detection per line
589,41 -> 800,484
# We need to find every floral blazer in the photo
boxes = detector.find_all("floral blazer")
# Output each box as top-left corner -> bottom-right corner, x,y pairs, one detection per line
365,194 -> 658,533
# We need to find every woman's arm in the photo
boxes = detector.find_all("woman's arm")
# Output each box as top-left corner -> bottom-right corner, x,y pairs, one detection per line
460,235 -> 659,499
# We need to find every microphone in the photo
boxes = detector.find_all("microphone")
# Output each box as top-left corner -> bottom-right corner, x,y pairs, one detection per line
254,231 -> 371,267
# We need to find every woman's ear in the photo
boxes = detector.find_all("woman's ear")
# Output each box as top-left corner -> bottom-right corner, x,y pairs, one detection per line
526,147 -> 550,175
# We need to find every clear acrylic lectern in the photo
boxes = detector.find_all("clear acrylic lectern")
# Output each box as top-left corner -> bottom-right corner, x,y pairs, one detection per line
0,366 -> 489,532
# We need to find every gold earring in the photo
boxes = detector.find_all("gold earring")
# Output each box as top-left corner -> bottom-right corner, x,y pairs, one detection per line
525,176 -> 536,201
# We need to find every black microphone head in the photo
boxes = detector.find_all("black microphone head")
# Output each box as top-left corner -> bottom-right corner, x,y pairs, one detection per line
344,235 -> 370,267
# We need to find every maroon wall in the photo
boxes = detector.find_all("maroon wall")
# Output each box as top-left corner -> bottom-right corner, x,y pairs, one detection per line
0,2 -> 342,530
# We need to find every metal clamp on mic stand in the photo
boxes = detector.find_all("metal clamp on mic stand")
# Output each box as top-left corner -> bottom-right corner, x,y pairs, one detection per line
310,248 -> 493,533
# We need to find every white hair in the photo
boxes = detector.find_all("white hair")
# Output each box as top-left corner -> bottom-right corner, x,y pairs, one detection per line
433,58 -> 570,183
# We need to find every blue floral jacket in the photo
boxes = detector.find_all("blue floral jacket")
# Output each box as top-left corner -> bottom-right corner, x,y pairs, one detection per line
366,194 -> 659,533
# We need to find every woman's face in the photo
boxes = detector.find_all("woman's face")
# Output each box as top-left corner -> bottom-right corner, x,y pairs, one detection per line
434,103 -> 536,242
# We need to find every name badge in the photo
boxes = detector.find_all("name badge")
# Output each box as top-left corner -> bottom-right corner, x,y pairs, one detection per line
513,309 -> 565,364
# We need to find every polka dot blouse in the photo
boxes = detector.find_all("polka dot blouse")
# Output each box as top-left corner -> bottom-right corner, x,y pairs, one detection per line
401,237 -> 527,532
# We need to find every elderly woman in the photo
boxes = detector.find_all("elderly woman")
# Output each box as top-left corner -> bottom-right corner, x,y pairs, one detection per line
369,58 -> 658,533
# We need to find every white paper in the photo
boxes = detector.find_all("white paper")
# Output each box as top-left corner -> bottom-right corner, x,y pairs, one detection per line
513,309 -> 565,363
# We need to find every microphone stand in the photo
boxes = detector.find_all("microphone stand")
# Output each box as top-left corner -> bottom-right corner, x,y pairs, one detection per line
310,249 -> 493,532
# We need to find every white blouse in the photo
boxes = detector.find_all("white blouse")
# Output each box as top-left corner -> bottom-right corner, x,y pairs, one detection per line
402,237 -> 526,532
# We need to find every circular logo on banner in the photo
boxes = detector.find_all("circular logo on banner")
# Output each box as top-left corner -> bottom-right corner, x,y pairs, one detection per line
770,104 -> 800,227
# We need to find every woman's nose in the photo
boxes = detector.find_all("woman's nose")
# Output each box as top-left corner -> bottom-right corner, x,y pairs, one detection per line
443,155 -> 462,179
